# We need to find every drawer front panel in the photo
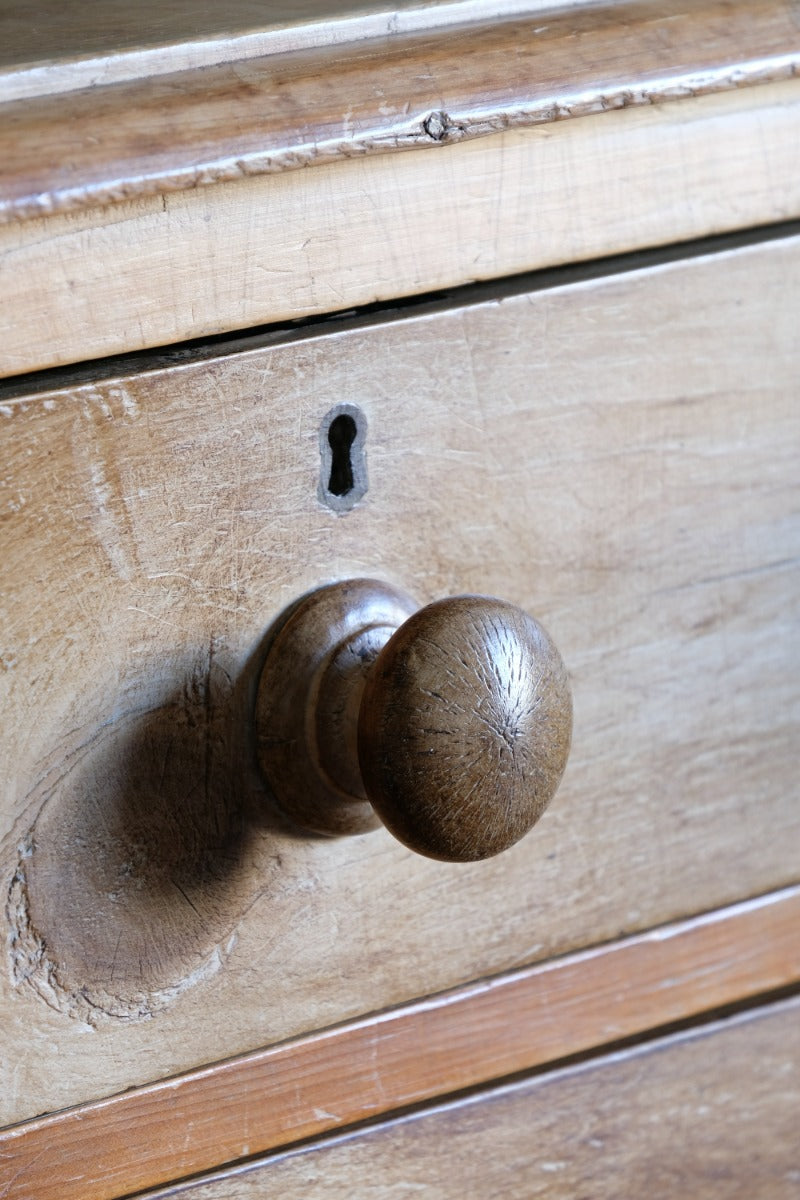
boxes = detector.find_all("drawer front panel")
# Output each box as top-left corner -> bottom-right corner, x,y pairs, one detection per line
154,997 -> 800,1200
1,232 -> 799,1124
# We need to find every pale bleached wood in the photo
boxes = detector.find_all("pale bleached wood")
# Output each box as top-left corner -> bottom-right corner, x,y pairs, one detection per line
149,997 -> 800,1200
3,1 -> 798,225
2,79 -> 800,377
0,232 -> 798,1129
2,889 -> 798,1200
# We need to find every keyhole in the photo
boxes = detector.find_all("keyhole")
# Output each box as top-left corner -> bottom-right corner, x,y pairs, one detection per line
327,414 -> 356,497
319,404 -> 368,513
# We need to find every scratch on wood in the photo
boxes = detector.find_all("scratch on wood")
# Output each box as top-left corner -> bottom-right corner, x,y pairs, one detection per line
3,54 -> 799,223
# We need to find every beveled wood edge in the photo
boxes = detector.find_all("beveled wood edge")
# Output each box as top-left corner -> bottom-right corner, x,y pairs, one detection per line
0,1 -> 591,104
1,218 -> 799,402
1,0 -> 798,224
4,81 -> 800,379
141,993 -> 800,1198
0,217 -> 788,402
2,885 -> 799,1200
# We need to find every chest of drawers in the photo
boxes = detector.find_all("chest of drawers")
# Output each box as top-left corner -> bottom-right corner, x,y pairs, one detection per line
1,3 -> 799,1197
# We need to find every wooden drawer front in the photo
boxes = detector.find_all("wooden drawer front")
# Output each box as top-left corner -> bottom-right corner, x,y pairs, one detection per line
150,997 -> 800,1199
1,231 -> 799,1126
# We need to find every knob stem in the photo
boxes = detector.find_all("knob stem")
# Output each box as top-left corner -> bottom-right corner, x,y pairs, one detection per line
255,580 -> 415,837
313,622 -> 397,802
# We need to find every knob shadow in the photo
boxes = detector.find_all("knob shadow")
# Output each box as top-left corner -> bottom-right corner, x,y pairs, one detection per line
8,640 -> 302,1023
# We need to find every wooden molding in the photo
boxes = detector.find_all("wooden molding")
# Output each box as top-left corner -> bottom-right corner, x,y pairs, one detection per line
1,0 -> 799,226
2,886 -> 799,1200
146,993 -> 800,1200
0,1 -> 597,103
3,78 -> 800,378
145,998 -> 800,1197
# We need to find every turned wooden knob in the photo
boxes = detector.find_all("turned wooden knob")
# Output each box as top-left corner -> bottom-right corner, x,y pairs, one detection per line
255,580 -> 572,862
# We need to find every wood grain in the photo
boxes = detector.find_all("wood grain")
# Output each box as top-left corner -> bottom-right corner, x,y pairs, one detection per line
358,595 -> 573,861
148,996 -> 800,1200
254,581 -> 572,858
2,0 -> 799,225
3,77 -> 799,377
255,578 -> 415,837
2,890 -> 799,1200
0,232 -> 798,1129
0,1 -> 595,102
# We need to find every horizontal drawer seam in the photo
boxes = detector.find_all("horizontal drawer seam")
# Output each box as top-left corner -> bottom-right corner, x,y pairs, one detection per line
2,883 -> 799,1200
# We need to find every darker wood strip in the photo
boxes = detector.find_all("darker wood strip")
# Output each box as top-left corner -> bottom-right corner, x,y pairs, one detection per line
1,885 -> 799,1200
1,0 -> 799,223
150,997 -> 800,1199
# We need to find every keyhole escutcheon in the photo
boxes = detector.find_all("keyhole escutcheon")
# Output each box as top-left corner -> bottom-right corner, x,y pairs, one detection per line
319,404 -> 368,513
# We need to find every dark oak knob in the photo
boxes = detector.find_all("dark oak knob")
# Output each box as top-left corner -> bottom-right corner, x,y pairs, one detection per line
255,580 -> 572,862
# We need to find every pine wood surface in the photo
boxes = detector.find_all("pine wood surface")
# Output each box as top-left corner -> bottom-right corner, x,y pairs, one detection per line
2,890 -> 799,1200
148,996 -> 800,1200
1,231 -> 798,1133
3,0 -> 798,225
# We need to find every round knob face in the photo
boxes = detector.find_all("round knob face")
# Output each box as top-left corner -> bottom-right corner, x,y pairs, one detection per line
358,597 -> 572,862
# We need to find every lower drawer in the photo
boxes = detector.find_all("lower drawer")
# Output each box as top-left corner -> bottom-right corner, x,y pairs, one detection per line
1,230 -> 799,1128
152,997 -> 800,1199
